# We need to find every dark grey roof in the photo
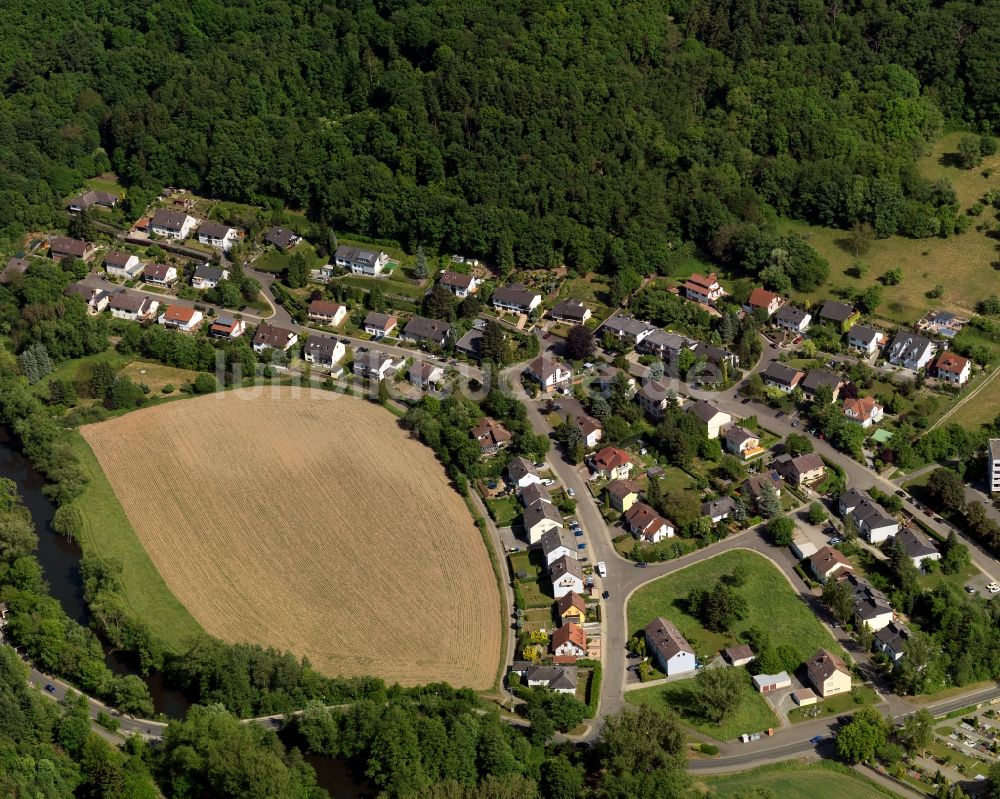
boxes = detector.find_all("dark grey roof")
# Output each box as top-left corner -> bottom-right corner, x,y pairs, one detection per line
693,342 -> 736,365
304,334 -> 340,360
775,305 -> 810,325
701,496 -> 735,517
849,324 -> 881,345
492,283 -> 539,308
150,209 -> 191,230
109,292 -> 148,312
898,528 -> 938,560
403,315 -> 450,343
524,499 -> 563,530
644,617 -> 693,660
363,311 -> 397,331
550,299 -> 590,321
874,622 -> 909,654
688,399 -> 727,423
600,312 -> 655,338
265,227 -> 299,248
193,263 -> 226,282
455,328 -> 483,358
819,300 -> 856,323
801,369 -> 843,393
761,361 -> 804,386
198,221 -> 233,238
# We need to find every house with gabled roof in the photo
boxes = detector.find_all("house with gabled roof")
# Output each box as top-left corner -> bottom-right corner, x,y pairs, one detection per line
68,190 -> 118,212
143,262 -> 179,287
158,305 -> 202,332
638,329 -> 689,360
808,546 -> 853,583
353,350 -> 403,381
774,304 -> 811,333
64,285 -> 110,315
108,291 -> 158,321
605,479 -> 641,513
844,573 -> 893,632
191,263 -> 228,289
744,287 -> 784,316
540,528 -> 577,567
637,379 -> 680,421
103,249 -> 144,278
686,399 -> 731,439
252,323 -> 298,353
599,313 -> 656,346
334,245 -> 389,276
848,324 -> 882,356
150,209 -> 196,239
682,273 -> 725,305
409,361 -> 445,390
550,299 -> 591,324
818,300 -> 860,332
644,617 -> 696,676
800,369 -> 844,402
551,623 -> 587,658
774,453 -> 825,486
437,270 -> 480,297
197,221 -> 239,251
897,528 -> 940,569
511,663 -> 578,694
265,226 -> 301,251
303,335 -> 345,368
847,497 -> 898,544
761,361 -> 805,393
590,446 -> 632,480
50,237 -> 96,262
807,649 -> 852,697
741,470 -> 783,502
842,396 -> 883,428
520,483 -> 551,507
888,332 -> 936,370
931,351 -> 971,386
507,456 -> 542,490
402,315 -> 451,347
624,502 -> 674,542
724,426 -> 764,460
874,622 -> 909,662
569,414 -> 603,449
308,300 -> 348,327
492,283 -> 541,314
549,555 -> 583,598
209,317 -> 246,339
556,592 -> 587,626
526,356 -> 572,392
702,496 -> 735,524
363,312 -> 397,338
471,417 -> 511,455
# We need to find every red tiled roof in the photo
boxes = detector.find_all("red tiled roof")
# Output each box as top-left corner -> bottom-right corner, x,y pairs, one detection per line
933,351 -> 969,374
593,446 -> 630,470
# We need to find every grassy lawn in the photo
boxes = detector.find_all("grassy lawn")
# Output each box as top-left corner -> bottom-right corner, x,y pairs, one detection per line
947,368 -> 1000,431
486,496 -> 520,527
32,350 -> 130,398
704,761 -> 897,799
119,361 -> 201,394
254,241 -> 325,274
333,273 -> 427,300
510,550 -> 553,609
83,174 -> 122,196
787,685 -> 880,723
64,431 -> 205,652
522,607 -> 554,633
627,678 -> 778,741
627,550 -> 842,663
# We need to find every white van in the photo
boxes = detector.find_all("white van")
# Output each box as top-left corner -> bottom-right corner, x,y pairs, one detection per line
596,561 -> 607,578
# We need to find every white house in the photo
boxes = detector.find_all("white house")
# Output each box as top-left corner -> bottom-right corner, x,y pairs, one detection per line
108,292 -> 158,321
842,396 -> 883,428
191,263 -> 228,289
437,271 -> 480,297
897,528 -> 941,569
150,209 -> 196,240
307,300 -> 348,327
848,324 -> 882,356
516,664 -> 578,694
932,351 -> 971,386
197,221 -> 239,251
409,362 -> 445,389
686,399 -> 731,439
352,350 -> 403,381
64,285 -> 110,315
549,299 -> 592,324
724,426 -> 764,460
524,499 -> 564,544
624,502 -> 674,542
645,617 -> 696,676
492,283 -> 542,314
334,245 -> 390,276
874,622 -> 909,662
158,305 -> 203,332
363,312 -> 398,338
888,332 -> 936,370
526,356 -> 572,392
209,317 -> 246,339
507,456 -> 542,490
599,313 -> 656,346
303,335 -> 345,368
549,555 -> 584,599
774,305 -> 812,333
143,263 -> 179,287
551,623 -> 587,657
252,323 -> 298,353
761,361 -> 805,393
570,415 -> 603,449
540,529 -> 578,567
103,250 -> 144,279
850,499 -> 899,544
682,273 -> 725,304
744,287 -> 784,316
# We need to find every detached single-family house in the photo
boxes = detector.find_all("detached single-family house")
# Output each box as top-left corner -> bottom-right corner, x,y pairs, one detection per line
549,555 -> 584,598
774,453 -> 825,486
800,369 -> 844,402
197,221 -> 239,251
143,262 -> 179,287
682,272 -> 725,305
692,342 -> 740,370
549,299 -> 592,324
50,237 -> 96,262
409,361 -> 445,390
808,546 -> 854,583
897,528 -> 941,569
525,499 -> 565,544
540,528 -> 578,567
514,664 -> 578,694
492,283 -> 542,314
191,263 -> 228,289
526,356 -> 572,392
353,350 -> 403,381
932,351 -> 971,386
103,249 -> 144,278
600,313 -> 656,346
637,379 -> 678,421
848,324 -> 882,356
303,335 -> 345,368
888,332 -> 936,370
761,361 -> 805,393
842,396 -> 883,428
252,323 -> 298,353
874,622 -> 909,662
774,305 -> 812,333
639,329 -> 689,361
402,316 -> 451,347
818,300 -> 860,332
520,483 -> 551,507
837,487 -> 869,518
308,300 -> 348,327
624,502 -> 674,542
68,190 -> 118,212
363,312 -> 398,338
741,470 -> 783,502
590,446 -> 632,480
150,209 -> 196,240
551,623 -> 587,658
209,317 -> 246,339
437,270 -> 479,297
471,417 -> 512,455
334,245 -> 389,276
158,305 -> 202,332
454,328 -> 484,360
849,498 -> 899,544
702,496 -> 735,524
744,287 -> 784,316
108,292 -> 158,321
645,617 -> 696,676
724,426 -> 764,460
265,227 -> 301,251
686,399 -> 731,439
846,574 -> 894,632
807,649 -> 852,698
724,645 -> 755,667
753,672 -> 791,693
64,285 -> 110,314
556,592 -> 587,626
605,479 -> 641,513
507,456 -> 542,490
570,415 -> 603,449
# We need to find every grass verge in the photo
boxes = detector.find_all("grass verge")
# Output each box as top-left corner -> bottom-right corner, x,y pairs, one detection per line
703,760 -> 897,799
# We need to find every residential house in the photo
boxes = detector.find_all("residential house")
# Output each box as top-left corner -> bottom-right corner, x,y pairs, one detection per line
842,396 -> 884,428
692,342 -> 739,370
702,496 -> 735,524
682,272 -> 725,305
637,379 -> 676,421
1,257 -> 30,284
932,351 -> 971,386
150,209 -> 196,239
556,592 -> 587,626
108,292 -> 158,321
491,283 -> 542,314
454,327 -> 484,360
624,502 -> 674,542
724,426 -> 764,460
837,488 -> 869,518
307,300 -> 348,327
363,312 -> 398,338
874,622 -> 909,662
68,190 -> 118,212
888,332 -> 936,370
402,316 -> 451,348
919,310 -> 968,339
774,305 -> 812,333
818,300 -> 860,331
520,483 -> 551,507
848,324 -> 882,356
774,453 -> 826,486
549,299 -> 592,324
507,456 -> 542,490
605,479 -> 641,513
570,415 -> 603,449
644,617 -> 696,676
800,370 -> 844,402
526,356 -> 572,392
303,335 -> 345,368
897,528 -> 940,569
158,306 -> 202,332
808,546 -> 854,583
593,365 -> 637,398
196,221 -> 239,251
741,470 -> 783,502
638,329 -> 689,360
846,574 -> 894,632
806,649 -> 852,698
761,361 -> 805,393
471,417 -> 512,455
436,270 -> 480,297
103,250 -> 144,278
590,446 -> 632,480
551,623 -> 587,658
540,529 -> 578,567
515,664 -> 578,694
50,237 -> 96,262
599,313 -> 656,346
209,317 -> 246,339
353,350 -> 403,382
264,227 -> 301,251
143,262 -> 179,287
549,555 -> 584,598
724,645 -> 755,667
333,245 -> 389,276
191,263 -> 228,289
990,440 -> 1000,495
744,287 -> 784,316
753,672 -> 792,693
252,323 -> 298,353
64,285 -> 110,314
686,399 -> 731,439
409,361 -> 445,390
848,498 -> 899,544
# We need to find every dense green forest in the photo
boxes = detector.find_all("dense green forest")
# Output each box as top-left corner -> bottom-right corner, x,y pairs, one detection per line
2,0 -> 999,272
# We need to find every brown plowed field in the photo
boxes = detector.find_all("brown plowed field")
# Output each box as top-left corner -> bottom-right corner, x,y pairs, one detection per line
80,387 -> 501,689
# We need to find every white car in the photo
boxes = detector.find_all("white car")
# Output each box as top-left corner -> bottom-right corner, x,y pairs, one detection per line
567,488 -> 575,498
987,583 -> 1000,594
540,479 -> 556,487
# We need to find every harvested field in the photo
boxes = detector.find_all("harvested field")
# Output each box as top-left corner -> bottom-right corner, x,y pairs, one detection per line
80,387 -> 501,689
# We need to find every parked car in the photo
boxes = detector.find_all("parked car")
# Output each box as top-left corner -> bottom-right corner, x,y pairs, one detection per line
574,530 -> 584,537
577,543 -> 586,550
741,397 -> 751,405
635,561 -> 647,568
567,488 -> 575,498
966,586 -> 977,594
827,537 -> 842,546
792,420 -> 800,427
987,583 -> 1000,594
508,546 -> 520,553
45,684 -> 56,694
776,411 -> 785,418
601,590 -> 610,599
895,490 -> 906,497
541,478 -> 556,487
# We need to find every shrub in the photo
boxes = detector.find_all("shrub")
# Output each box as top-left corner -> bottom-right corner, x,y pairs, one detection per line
161,383 -> 175,394
699,743 -> 719,755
